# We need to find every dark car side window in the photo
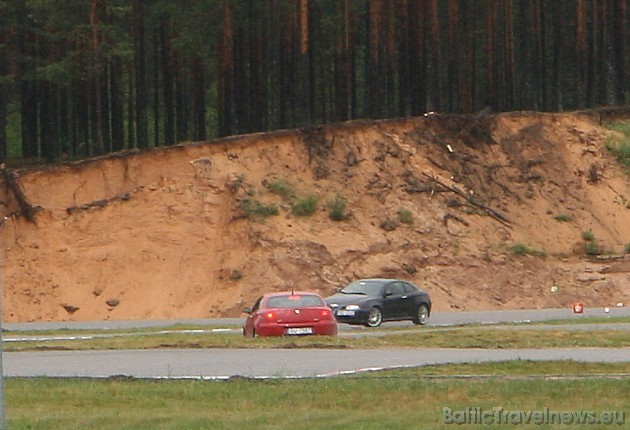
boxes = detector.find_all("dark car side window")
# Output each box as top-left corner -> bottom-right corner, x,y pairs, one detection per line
402,282 -> 417,294
385,282 -> 405,296
252,297 -> 262,312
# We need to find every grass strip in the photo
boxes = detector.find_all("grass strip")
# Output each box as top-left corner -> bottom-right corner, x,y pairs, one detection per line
5,325 -> 630,351
6,361 -> 629,430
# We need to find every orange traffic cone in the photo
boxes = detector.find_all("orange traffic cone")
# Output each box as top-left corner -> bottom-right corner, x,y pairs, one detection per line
573,302 -> 585,314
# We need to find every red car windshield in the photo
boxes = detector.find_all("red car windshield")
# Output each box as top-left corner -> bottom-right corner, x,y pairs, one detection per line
266,295 -> 324,309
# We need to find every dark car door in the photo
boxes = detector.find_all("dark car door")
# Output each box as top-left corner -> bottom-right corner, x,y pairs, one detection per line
381,282 -> 407,319
401,282 -> 420,318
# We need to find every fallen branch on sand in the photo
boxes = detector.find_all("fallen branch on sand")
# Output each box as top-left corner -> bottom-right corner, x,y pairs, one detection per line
423,172 -> 511,227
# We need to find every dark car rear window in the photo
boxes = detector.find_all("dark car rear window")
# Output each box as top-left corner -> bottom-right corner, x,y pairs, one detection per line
342,280 -> 385,295
267,295 -> 324,308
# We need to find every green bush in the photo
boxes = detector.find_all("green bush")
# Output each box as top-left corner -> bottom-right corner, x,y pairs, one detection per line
624,243 -> 630,254
582,230 -> 595,242
511,243 -> 546,257
267,180 -> 294,199
553,214 -> 572,222
292,195 -> 318,216
511,243 -> 529,255
380,218 -> 399,231
397,208 -> 414,225
584,241 -> 601,256
605,123 -> 630,169
328,193 -> 348,221
239,198 -> 278,219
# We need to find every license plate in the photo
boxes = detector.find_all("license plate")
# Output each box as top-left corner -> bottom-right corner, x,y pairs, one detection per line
287,327 -> 313,335
336,310 -> 356,316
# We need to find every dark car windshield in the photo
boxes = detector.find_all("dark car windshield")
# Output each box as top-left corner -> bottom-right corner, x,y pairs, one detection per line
340,280 -> 384,296
266,295 -> 324,308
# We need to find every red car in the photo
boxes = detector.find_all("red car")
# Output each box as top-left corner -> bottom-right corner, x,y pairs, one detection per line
242,291 -> 338,338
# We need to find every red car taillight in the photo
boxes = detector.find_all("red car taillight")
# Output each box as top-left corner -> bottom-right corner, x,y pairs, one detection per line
264,312 -> 275,319
321,309 -> 331,318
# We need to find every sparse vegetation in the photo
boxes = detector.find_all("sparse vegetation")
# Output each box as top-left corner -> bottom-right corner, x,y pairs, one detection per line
581,230 -> 595,241
553,213 -> 572,222
328,193 -> 348,221
511,243 -> 546,257
380,218 -> 399,231
581,230 -> 602,255
397,208 -> 414,224
625,242 -> 630,254
6,319 -> 630,352
604,122 -> 630,170
584,241 -> 602,255
291,195 -> 318,216
239,198 -> 279,219
266,180 -> 295,199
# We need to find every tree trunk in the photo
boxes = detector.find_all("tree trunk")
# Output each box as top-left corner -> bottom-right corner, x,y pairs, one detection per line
153,25 -> 160,147
0,30 -> 7,162
612,0 -> 626,104
132,0 -> 148,149
576,0 -> 588,107
447,0 -> 460,112
427,0 -> 441,111
366,0 -> 383,117
40,81 -> 59,163
503,0 -> 515,111
192,56 -> 206,141
175,55 -> 188,142
110,58 -> 125,151
408,0 -> 427,115
485,0 -> 497,110
337,0 -> 355,121
19,15 -> 39,158
160,17 -> 176,145
90,0 -> 105,154
217,0 -> 234,137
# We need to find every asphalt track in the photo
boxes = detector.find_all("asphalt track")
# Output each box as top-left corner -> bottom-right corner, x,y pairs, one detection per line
3,307 -> 630,379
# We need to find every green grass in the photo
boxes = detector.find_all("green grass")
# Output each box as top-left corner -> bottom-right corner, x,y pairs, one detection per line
291,195 -> 318,216
605,122 -> 630,169
510,243 -> 546,257
580,230 -> 604,255
6,361 -> 630,429
397,208 -> 414,224
553,214 -> 572,222
327,193 -> 348,221
266,180 -> 295,200
5,319 -> 630,428
6,322 -> 630,352
581,230 -> 595,241
584,240 -> 602,256
238,198 -> 278,220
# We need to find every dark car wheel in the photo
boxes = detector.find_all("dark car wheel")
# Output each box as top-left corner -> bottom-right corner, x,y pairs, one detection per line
366,307 -> 383,327
413,304 -> 429,325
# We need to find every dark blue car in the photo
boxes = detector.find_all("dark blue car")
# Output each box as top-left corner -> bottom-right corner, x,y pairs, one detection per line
325,278 -> 431,327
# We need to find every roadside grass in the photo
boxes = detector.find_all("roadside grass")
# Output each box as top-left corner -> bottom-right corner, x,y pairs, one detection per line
6,361 -> 630,430
605,121 -> 630,170
5,318 -> 630,351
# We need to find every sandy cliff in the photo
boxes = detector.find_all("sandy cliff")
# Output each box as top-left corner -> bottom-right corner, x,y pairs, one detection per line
1,110 -> 629,322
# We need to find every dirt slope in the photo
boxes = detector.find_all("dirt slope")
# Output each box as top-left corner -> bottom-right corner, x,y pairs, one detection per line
1,110 -> 629,322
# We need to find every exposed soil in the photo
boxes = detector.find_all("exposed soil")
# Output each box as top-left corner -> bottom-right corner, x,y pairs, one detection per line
1,109 -> 629,322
